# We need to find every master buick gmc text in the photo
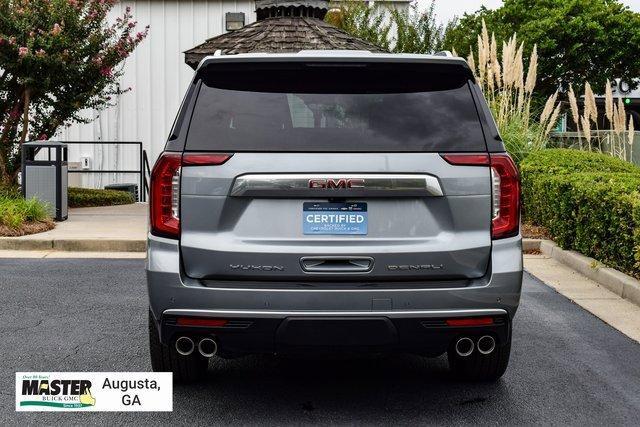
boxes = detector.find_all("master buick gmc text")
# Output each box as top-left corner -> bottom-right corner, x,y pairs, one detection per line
146,51 -> 523,382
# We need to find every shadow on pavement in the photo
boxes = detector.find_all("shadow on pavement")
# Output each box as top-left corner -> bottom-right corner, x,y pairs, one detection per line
172,353 -> 510,423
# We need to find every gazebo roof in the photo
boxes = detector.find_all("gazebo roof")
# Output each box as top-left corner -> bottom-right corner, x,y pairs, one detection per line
184,0 -> 387,69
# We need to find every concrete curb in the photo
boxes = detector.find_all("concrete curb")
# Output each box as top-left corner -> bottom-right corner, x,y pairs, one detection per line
523,238 -> 640,308
522,238 -> 542,252
0,239 -> 146,252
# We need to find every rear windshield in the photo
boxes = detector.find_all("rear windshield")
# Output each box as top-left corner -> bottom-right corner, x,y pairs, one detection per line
186,62 -> 486,152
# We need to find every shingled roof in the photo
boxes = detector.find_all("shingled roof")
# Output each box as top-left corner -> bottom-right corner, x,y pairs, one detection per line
184,0 -> 387,69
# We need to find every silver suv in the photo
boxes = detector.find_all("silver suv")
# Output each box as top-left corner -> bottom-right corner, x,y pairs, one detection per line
147,51 -> 522,382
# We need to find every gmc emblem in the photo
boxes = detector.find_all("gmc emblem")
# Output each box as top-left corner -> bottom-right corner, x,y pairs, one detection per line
308,178 -> 365,189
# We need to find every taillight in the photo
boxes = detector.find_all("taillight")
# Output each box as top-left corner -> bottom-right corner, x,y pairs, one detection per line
182,153 -> 232,166
441,153 -> 490,166
150,152 -> 233,239
150,152 -> 182,238
489,153 -> 520,239
441,152 -> 520,240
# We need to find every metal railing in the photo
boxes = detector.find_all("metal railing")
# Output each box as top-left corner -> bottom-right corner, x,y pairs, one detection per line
62,141 -> 148,202
143,149 -> 151,200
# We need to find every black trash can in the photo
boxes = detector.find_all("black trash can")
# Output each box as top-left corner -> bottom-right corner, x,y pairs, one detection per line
21,141 -> 68,221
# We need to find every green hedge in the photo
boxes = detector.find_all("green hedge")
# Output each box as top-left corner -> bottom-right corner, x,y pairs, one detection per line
68,187 -> 135,208
520,148 -> 639,176
521,149 -> 640,276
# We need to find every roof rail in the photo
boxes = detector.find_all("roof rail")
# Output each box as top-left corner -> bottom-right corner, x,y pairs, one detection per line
434,50 -> 453,57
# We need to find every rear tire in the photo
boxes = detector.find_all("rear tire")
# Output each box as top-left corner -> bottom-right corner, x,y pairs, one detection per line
148,310 -> 209,383
447,335 -> 511,382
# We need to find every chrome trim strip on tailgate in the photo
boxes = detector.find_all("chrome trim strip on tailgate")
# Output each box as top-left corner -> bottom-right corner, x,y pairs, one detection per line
230,174 -> 444,197
164,308 -> 506,319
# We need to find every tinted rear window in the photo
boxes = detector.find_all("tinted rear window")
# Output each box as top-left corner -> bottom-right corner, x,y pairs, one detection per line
186,62 -> 486,152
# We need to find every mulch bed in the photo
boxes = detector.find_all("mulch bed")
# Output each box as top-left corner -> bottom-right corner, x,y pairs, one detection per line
0,220 -> 55,237
522,223 -> 550,240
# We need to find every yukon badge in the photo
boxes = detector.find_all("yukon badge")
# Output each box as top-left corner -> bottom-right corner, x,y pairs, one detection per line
308,178 -> 365,189
230,264 -> 285,272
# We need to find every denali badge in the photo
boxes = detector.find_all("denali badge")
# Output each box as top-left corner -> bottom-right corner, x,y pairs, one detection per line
387,264 -> 444,271
308,178 -> 365,189
230,264 -> 285,271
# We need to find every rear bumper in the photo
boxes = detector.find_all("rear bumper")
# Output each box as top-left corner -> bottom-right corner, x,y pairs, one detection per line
146,234 -> 522,354
160,312 -> 511,357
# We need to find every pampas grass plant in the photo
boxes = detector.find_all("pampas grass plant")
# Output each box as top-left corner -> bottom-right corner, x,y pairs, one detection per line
465,20 -> 560,163
567,79 -> 634,161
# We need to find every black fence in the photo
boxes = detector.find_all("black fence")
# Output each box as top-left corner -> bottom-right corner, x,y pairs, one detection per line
62,141 -> 149,202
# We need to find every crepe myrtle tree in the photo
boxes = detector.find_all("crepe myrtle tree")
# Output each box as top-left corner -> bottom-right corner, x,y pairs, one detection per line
0,0 -> 148,185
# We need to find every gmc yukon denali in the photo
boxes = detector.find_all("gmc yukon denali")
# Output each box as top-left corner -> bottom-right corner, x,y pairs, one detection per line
146,51 -> 523,382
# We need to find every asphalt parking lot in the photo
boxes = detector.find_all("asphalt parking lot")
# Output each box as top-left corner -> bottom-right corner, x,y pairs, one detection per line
2,259 -> 640,425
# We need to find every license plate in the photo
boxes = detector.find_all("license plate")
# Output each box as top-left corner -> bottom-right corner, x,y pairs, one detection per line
303,202 -> 367,235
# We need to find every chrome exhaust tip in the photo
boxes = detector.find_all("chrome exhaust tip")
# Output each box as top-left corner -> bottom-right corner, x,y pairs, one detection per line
477,335 -> 496,355
175,336 -> 195,356
455,337 -> 474,357
198,338 -> 218,358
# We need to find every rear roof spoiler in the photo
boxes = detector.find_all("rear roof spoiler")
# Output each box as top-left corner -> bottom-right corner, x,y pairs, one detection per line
196,51 -> 473,81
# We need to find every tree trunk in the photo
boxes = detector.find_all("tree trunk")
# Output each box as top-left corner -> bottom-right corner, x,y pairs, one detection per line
0,85 -> 25,185
0,104 -> 23,186
0,156 -> 9,185
19,88 -> 31,145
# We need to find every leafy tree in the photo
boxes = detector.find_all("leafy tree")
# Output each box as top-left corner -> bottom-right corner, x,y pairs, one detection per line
444,0 -> 640,96
325,1 -> 391,51
0,0 -> 148,184
391,1 -> 456,54
326,0 -> 450,54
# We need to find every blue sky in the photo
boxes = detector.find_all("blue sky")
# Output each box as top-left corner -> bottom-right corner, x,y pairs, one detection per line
425,0 -> 640,24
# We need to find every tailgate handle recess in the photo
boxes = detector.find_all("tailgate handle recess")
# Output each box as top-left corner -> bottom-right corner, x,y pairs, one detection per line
300,256 -> 374,273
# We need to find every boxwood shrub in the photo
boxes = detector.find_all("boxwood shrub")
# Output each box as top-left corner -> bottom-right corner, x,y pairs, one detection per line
520,148 -> 639,177
521,149 -> 640,276
68,187 -> 135,208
